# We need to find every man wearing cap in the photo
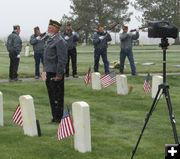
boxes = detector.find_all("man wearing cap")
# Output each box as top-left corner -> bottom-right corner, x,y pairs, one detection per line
6,25 -> 22,82
62,22 -> 79,78
43,19 -> 68,123
119,26 -> 139,75
93,24 -> 112,74
30,26 -> 45,79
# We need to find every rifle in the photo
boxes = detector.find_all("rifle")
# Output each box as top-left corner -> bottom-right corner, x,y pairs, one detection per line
130,26 -> 147,32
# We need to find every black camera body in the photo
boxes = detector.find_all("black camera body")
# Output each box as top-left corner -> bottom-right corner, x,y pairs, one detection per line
148,21 -> 178,39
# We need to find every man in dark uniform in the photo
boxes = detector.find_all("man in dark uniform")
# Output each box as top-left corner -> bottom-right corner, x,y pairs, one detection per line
30,26 -> 45,79
6,25 -> 22,81
93,24 -> 112,74
62,22 -> 79,78
43,19 -> 68,123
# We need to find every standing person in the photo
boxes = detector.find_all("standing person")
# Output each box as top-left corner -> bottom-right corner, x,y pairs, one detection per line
30,26 -> 45,79
93,24 -> 112,74
6,25 -> 22,82
62,22 -> 79,78
43,19 -> 68,123
119,26 -> 139,75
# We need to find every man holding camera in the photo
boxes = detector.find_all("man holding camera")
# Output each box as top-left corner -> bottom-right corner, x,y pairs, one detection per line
30,26 -> 45,79
119,26 -> 139,75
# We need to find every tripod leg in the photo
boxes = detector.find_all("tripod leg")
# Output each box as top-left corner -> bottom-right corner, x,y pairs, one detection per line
131,87 -> 162,159
164,87 -> 179,144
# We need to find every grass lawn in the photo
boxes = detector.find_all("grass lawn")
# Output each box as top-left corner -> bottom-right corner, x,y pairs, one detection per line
0,75 -> 180,159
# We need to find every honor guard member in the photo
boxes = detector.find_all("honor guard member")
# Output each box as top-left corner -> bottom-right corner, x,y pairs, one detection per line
62,22 -> 79,78
43,19 -> 68,123
30,26 -> 45,79
119,26 -> 139,75
6,25 -> 22,82
93,24 -> 112,74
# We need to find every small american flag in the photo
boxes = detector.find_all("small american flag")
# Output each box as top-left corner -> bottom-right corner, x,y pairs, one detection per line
12,105 -> 23,127
84,67 -> 91,85
57,106 -> 75,140
143,73 -> 151,93
41,72 -> 46,81
100,72 -> 116,88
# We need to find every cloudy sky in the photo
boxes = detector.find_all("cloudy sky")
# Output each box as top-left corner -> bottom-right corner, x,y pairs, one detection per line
0,0 -> 142,39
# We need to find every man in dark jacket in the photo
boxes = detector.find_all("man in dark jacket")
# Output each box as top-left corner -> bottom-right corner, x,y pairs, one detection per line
62,22 -> 79,78
93,24 -> 112,74
43,19 -> 68,123
6,25 -> 22,82
30,26 -> 45,79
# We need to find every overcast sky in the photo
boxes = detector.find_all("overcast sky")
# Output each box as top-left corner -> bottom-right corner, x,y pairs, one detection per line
0,0 -> 142,40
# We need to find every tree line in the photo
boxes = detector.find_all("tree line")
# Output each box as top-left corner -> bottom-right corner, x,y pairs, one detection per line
60,0 -> 180,44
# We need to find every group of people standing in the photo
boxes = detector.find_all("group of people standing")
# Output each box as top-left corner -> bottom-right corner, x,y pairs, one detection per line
6,20 -> 139,123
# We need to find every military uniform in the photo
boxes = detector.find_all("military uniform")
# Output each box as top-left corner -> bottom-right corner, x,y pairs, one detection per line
43,24 -> 68,122
6,28 -> 22,81
93,31 -> 112,74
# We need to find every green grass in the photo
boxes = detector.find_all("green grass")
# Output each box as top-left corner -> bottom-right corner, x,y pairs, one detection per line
0,76 -> 180,159
0,49 -> 180,79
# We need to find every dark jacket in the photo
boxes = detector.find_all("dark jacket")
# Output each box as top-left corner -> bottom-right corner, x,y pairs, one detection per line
6,31 -> 22,55
93,32 -> 112,50
30,35 -> 45,53
43,34 -> 68,77
120,31 -> 139,51
62,30 -> 79,50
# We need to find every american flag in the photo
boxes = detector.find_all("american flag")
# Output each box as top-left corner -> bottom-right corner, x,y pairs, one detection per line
57,106 -> 75,140
100,72 -> 116,88
41,72 -> 46,81
12,105 -> 23,127
84,67 -> 91,85
143,73 -> 151,93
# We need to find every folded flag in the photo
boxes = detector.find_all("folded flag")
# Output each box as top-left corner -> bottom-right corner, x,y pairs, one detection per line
100,72 -> 116,88
143,73 -> 151,93
57,106 -> 75,140
12,104 -> 23,127
84,67 -> 91,86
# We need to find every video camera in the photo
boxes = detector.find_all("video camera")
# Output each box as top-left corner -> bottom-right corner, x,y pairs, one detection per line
148,21 -> 178,39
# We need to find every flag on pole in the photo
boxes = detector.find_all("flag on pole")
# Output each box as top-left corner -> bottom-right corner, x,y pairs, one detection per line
84,67 -> 91,85
12,105 -> 23,127
100,72 -> 116,88
57,106 -> 75,140
143,73 -> 151,93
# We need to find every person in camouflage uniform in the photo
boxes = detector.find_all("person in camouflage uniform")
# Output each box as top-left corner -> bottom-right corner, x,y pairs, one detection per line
6,25 -> 22,82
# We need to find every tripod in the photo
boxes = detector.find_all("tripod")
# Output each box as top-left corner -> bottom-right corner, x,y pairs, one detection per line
131,38 -> 179,159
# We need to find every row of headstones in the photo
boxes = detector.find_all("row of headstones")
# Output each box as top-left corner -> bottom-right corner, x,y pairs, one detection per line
91,72 -> 163,98
0,93 -> 91,153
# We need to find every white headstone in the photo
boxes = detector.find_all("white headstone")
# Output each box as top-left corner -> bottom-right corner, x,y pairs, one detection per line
152,75 -> 163,99
25,46 -> 30,56
72,101 -> 91,153
19,95 -> 38,136
0,92 -> 3,126
92,72 -> 101,90
116,75 -> 128,95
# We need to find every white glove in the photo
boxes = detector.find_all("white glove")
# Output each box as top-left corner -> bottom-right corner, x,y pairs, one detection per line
136,28 -> 139,32
72,31 -> 75,35
36,36 -> 41,40
64,36 -> 69,40
99,36 -> 104,40
107,30 -> 111,34
17,54 -> 20,58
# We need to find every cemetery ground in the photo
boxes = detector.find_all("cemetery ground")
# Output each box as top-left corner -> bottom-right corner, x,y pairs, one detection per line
0,45 -> 180,159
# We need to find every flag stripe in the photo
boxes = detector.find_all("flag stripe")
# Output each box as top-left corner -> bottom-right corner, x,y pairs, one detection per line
12,105 -> 23,127
100,72 -> 116,88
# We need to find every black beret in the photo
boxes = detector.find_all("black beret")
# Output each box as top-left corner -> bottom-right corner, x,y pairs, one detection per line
49,19 -> 61,29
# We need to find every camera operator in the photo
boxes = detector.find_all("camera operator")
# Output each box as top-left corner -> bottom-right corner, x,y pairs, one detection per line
119,26 -> 139,75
